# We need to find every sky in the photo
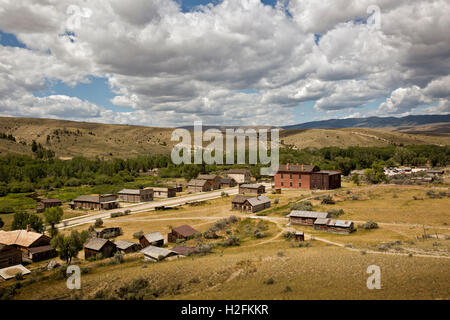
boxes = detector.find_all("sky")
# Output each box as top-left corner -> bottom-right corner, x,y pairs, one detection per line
0,0 -> 449,127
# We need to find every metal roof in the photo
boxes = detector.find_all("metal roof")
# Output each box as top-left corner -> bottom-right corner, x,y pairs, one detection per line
0,230 -> 50,248
140,246 -> 176,260
84,238 -> 112,251
246,195 -> 271,206
172,225 -> 200,237
0,264 -> 31,280
115,240 -> 139,250
141,232 -> 164,243
314,218 -> 331,225
327,220 -> 353,228
171,246 -> 198,256
288,210 -> 330,219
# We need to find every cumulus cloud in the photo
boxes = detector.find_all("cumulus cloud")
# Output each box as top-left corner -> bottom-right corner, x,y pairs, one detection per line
0,0 -> 448,126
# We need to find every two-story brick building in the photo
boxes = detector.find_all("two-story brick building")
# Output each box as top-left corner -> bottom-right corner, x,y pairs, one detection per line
274,163 -> 341,190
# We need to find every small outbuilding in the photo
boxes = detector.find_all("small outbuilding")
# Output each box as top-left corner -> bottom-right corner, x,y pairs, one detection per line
36,199 -> 62,213
139,232 -> 164,248
114,240 -> 142,254
168,225 -> 200,243
238,184 -> 266,195
187,179 -> 212,193
140,246 -> 177,262
84,238 -> 117,260
220,177 -> 237,188
241,195 -> 271,213
326,219 -> 355,234
295,231 -> 305,241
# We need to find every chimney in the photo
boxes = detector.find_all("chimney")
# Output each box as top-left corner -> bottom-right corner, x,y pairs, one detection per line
286,163 -> 290,170
301,165 -> 304,171
26,224 -> 30,232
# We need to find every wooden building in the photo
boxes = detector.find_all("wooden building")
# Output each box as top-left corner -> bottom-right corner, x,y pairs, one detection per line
187,179 -> 212,193
171,246 -> 199,256
295,231 -> 305,241
287,211 -> 331,226
220,177 -> 237,188
227,168 -> 251,183
84,238 -> 117,260
118,188 -> 153,203
324,219 -> 355,234
140,246 -> 177,262
153,187 -> 177,198
313,218 -> 331,231
168,225 -> 200,243
114,240 -> 142,254
0,229 -> 56,262
96,227 -> 122,239
241,195 -> 271,213
274,163 -> 341,190
0,244 -> 22,269
139,232 -> 164,248
231,195 -> 252,210
36,199 -> 62,213
71,194 -> 118,210
238,184 -> 266,195
197,174 -> 222,190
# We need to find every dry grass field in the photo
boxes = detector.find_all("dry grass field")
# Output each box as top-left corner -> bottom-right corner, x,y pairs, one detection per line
2,183 -> 449,300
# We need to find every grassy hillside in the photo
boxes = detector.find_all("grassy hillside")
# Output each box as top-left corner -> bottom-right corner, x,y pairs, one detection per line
280,127 -> 450,149
0,117 -> 175,159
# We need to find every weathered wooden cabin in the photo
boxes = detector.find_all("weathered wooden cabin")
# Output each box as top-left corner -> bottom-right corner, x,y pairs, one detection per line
231,195 -> 253,210
0,244 -> 22,268
139,232 -> 164,248
187,179 -> 212,193
96,227 -> 122,239
313,218 -> 331,231
287,211 -> 331,226
168,225 -> 200,243
227,168 -> 251,183
84,238 -> 117,260
241,195 -> 271,213
71,194 -> 118,210
140,246 -> 177,262
153,187 -> 177,198
220,177 -> 237,188
295,231 -> 305,241
325,219 -> 355,234
197,174 -> 222,190
114,240 -> 142,254
0,229 -> 57,262
238,184 -> 266,195
36,199 -> 62,213
118,188 -> 154,203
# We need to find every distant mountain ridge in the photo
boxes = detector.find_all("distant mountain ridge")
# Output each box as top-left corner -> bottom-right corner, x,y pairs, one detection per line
282,114 -> 450,130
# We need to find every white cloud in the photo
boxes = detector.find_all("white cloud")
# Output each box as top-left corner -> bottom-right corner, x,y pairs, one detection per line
0,0 -> 448,126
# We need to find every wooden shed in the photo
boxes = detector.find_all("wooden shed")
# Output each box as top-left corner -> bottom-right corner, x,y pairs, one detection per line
295,232 -> 305,241
0,244 -> 22,269
241,195 -> 271,213
238,184 -> 266,195
325,219 -> 355,234
140,246 -> 177,262
220,177 -> 237,188
287,210 -> 331,226
36,199 -> 62,213
114,240 -> 142,254
139,232 -> 164,248
197,174 -> 222,190
0,229 -> 56,262
153,187 -> 177,198
187,179 -> 212,193
168,225 -> 200,243
84,238 -> 117,260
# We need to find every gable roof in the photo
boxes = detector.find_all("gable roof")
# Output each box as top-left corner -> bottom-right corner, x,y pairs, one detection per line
118,189 -> 141,195
115,240 -> 140,250
277,164 -> 318,173
327,219 -> 353,228
232,195 -> 252,204
0,230 -> 50,248
188,179 -> 209,187
141,232 -> 164,243
197,174 -> 220,180
27,245 -> 54,254
140,246 -> 176,260
220,177 -> 235,184
227,168 -> 251,174
288,210 -> 330,219
172,225 -> 200,238
314,218 -> 331,225
84,238 -> 113,251
171,246 -> 198,256
246,195 -> 270,206
74,195 -> 100,203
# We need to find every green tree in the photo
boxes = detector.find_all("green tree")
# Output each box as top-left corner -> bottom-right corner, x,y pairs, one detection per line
43,207 -> 64,237
351,173 -> 360,186
11,212 -> 44,233
51,230 -> 89,264
364,162 -> 386,184
94,218 -> 103,228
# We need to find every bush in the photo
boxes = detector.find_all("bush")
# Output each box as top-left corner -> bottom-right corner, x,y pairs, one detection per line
290,201 -> 312,212
94,218 -> 104,228
219,235 -> 240,247
274,198 -> 279,205
358,221 -> 379,230
15,272 -> 24,281
328,209 -> 344,217
264,278 -> 274,285
111,212 -> 128,218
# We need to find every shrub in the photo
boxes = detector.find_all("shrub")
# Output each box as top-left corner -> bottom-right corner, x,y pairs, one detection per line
328,209 -> 344,217
111,211 -> 128,218
219,235 -> 240,247
264,278 -> 274,285
393,193 -> 398,198
358,221 -> 379,230
283,286 -> 292,292
15,272 -> 24,281
274,198 -> 279,204
290,201 -> 312,212
94,218 -> 103,228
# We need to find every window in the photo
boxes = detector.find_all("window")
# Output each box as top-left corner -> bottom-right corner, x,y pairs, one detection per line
281,173 -> 284,179
281,182 -> 284,187
299,182 -> 302,187
290,174 -> 292,179
290,182 -> 293,187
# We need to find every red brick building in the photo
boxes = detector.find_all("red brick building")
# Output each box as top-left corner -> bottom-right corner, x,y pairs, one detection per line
274,164 -> 341,190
